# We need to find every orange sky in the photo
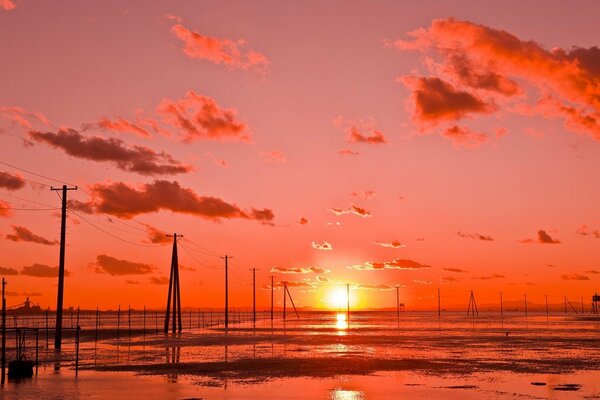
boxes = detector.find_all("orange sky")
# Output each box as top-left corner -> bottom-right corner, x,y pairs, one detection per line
0,1 -> 599,311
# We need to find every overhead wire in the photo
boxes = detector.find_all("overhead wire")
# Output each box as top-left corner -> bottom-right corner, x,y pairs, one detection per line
177,241 -> 220,270
68,207 -> 164,248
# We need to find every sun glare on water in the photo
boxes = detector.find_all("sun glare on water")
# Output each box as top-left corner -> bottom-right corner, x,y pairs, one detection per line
336,313 -> 348,330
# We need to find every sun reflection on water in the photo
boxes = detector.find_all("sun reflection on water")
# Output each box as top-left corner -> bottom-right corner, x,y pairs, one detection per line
330,388 -> 365,400
336,313 -> 348,331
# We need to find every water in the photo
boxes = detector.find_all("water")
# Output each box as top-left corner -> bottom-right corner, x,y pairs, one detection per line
2,311 -> 600,399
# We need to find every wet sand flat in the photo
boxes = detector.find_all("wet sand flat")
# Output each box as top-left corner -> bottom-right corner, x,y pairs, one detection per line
2,311 -> 600,399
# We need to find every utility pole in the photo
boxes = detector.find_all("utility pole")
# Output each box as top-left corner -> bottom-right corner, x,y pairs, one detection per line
437,288 -> 441,319
283,281 -> 287,320
396,285 -> 400,319
164,233 -> 183,333
346,283 -> 350,323
221,255 -> 232,329
270,275 -> 274,321
51,184 -> 77,350
250,268 -> 258,324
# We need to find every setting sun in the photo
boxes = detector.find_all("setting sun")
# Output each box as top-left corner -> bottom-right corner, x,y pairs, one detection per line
327,287 -> 349,310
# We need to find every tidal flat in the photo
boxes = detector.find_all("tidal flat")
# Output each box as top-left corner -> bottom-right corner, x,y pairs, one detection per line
2,311 -> 600,399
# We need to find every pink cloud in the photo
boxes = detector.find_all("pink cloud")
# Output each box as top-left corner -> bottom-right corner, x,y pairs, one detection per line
329,204 -> 372,218
518,229 -> 561,244
389,18 -> 600,140
170,24 -> 270,73
157,91 -> 250,142
311,241 -> 333,251
348,258 -> 431,271
28,128 -> 192,176
259,151 -> 287,164
71,179 -> 275,223
333,116 -> 387,145
401,76 -> 495,125
442,125 -> 488,148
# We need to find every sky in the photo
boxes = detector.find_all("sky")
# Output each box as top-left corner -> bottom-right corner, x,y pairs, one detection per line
0,0 -> 599,311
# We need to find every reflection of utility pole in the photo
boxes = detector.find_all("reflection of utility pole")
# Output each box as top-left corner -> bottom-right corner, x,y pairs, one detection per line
221,255 -> 232,329
250,268 -> 258,324
51,184 -> 77,350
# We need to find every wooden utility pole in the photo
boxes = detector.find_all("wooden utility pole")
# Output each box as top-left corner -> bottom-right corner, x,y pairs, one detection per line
270,275 -> 274,321
396,285 -> 400,318
500,292 -> 504,318
221,255 -> 232,329
250,268 -> 258,324
164,233 -> 183,333
346,284 -> 350,322
437,288 -> 441,319
467,290 -> 479,316
283,281 -> 287,320
51,184 -> 77,350
524,294 -> 528,317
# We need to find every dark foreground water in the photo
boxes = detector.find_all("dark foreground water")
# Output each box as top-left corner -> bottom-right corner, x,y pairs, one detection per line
2,311 -> 600,399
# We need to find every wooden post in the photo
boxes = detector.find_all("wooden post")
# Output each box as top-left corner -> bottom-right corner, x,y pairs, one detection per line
346,283 -> 350,323
270,276 -> 274,321
396,286 -> 400,319
437,288 -> 441,320
283,281 -> 287,320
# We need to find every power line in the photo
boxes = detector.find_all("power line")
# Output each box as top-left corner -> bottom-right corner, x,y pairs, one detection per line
0,161 -> 78,187
68,208 -> 163,248
0,171 -> 49,188
177,241 -> 219,270
0,207 -> 59,211
181,237 -> 221,257
0,191 -> 55,208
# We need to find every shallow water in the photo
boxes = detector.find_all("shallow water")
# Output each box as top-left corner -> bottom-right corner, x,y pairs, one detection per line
2,311 -> 600,399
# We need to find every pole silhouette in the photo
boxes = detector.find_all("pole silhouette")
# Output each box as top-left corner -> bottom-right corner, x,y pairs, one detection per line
250,268 -> 258,324
270,275 -> 274,321
164,233 -> 183,333
283,281 -> 287,320
346,283 -> 350,322
437,288 -> 441,319
221,255 -> 232,329
467,290 -> 479,316
395,286 -> 400,318
51,184 -> 77,350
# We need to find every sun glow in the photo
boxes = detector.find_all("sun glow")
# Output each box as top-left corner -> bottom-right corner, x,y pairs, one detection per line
327,287 -> 348,310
